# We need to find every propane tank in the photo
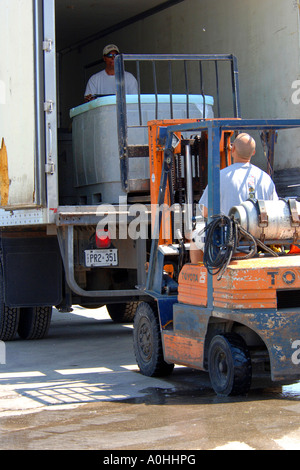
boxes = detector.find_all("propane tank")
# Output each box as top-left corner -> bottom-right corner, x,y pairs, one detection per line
228,199 -> 300,242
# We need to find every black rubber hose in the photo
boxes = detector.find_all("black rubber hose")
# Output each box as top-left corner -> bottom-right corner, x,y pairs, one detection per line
202,215 -> 278,280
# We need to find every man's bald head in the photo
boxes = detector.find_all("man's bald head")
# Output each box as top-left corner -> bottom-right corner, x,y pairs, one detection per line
232,133 -> 256,162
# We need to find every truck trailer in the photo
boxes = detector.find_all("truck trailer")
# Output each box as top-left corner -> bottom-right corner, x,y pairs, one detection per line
1,0 -> 299,374
0,0 -> 242,340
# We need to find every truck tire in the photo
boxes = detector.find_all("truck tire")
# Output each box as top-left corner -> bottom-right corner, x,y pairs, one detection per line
0,263 -> 19,341
0,304 -> 20,341
133,302 -> 174,377
18,306 -> 52,340
107,301 -> 140,323
208,333 -> 252,396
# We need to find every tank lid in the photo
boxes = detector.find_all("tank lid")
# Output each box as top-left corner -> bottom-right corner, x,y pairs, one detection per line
70,94 -> 214,118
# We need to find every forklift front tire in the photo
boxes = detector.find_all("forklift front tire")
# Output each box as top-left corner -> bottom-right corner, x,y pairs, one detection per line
133,302 -> 174,377
208,333 -> 252,396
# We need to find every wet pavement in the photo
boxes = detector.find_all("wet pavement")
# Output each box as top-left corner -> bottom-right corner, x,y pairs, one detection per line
0,307 -> 300,450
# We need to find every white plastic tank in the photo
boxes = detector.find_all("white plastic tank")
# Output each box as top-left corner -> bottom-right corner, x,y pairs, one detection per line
70,94 -> 214,204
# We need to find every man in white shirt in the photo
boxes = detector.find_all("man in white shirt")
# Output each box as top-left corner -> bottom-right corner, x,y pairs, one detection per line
84,44 -> 138,101
199,133 -> 278,217
190,132 -> 279,262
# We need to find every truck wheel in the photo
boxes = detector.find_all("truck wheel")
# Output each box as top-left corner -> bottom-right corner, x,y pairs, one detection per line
208,333 -> 252,396
0,304 -> 20,341
18,306 -> 52,340
107,301 -> 140,323
0,263 -> 19,341
133,302 -> 174,377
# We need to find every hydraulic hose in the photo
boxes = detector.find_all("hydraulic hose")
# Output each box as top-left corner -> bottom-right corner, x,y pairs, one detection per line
200,215 -> 278,280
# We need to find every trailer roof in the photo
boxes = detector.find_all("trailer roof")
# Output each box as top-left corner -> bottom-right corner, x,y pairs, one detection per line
56,0 -> 185,53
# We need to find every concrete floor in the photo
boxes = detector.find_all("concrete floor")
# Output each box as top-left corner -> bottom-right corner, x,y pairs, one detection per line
0,307 -> 300,451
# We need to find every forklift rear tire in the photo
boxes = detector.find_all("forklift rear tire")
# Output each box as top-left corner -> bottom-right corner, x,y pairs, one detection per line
133,302 -> 174,377
208,333 -> 252,396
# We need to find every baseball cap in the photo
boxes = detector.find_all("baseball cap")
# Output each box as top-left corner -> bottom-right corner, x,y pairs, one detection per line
103,44 -> 120,56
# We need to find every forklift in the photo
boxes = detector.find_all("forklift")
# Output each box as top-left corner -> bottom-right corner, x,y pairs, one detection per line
133,118 -> 300,396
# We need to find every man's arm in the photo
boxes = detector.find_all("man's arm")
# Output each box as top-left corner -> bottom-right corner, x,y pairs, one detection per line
84,94 -> 95,102
202,205 -> 208,218
190,240 -> 204,263
84,74 -> 98,101
125,72 -> 138,94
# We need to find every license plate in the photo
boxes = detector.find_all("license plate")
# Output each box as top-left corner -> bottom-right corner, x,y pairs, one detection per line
84,249 -> 118,267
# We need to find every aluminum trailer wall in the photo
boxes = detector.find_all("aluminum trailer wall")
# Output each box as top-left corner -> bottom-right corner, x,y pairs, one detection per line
59,0 -> 300,175
0,1 -> 37,208
0,0 -> 58,222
